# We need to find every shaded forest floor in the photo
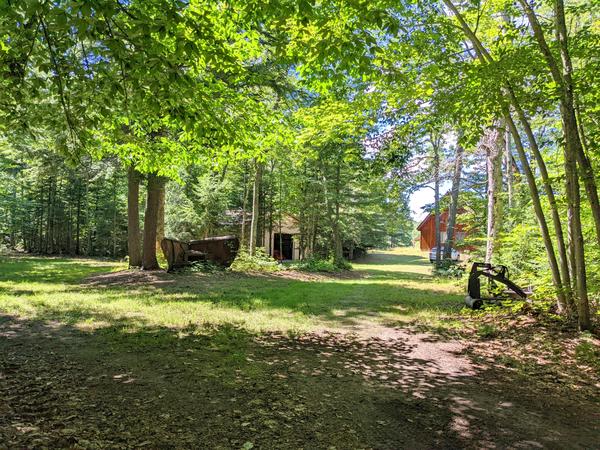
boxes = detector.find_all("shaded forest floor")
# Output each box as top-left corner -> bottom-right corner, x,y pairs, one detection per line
0,249 -> 599,449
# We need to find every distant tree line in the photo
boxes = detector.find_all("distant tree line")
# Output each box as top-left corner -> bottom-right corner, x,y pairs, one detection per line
0,143 -> 412,260
0,148 -> 127,257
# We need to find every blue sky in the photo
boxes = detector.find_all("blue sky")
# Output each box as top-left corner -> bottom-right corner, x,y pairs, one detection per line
409,181 -> 451,222
409,187 -> 434,222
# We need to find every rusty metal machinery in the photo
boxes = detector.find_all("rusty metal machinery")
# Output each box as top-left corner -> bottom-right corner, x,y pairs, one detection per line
465,262 -> 528,309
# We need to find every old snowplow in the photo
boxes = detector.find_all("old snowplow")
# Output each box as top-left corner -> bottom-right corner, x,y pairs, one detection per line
161,235 -> 239,272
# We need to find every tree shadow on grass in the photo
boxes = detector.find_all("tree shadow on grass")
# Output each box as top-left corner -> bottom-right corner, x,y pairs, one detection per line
0,255 -> 460,330
1,313 -> 597,449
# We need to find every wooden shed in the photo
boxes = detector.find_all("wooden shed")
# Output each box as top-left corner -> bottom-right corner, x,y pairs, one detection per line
263,215 -> 301,261
416,210 -> 467,251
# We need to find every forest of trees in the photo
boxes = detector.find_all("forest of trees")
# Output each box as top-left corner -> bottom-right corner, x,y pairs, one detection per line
0,140 -> 412,259
1,0 -> 599,329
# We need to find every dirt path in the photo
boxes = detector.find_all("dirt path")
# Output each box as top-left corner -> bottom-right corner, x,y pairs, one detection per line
1,251 -> 599,449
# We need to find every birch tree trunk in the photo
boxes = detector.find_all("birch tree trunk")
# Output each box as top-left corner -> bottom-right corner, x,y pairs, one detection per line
433,139 -> 441,268
444,142 -> 464,259
484,124 -> 504,264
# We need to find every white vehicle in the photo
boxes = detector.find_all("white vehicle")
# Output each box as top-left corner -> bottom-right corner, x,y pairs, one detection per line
429,246 -> 459,263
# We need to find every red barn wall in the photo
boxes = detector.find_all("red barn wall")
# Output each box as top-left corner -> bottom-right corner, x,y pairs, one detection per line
417,211 -> 468,251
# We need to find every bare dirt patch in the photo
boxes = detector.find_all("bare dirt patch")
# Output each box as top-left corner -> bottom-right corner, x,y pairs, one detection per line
1,314 -> 599,449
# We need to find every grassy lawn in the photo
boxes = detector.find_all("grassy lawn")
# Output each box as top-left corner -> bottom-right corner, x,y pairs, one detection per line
0,247 -> 463,334
1,248 -> 598,448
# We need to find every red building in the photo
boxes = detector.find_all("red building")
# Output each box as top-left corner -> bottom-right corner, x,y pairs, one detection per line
416,210 -> 468,251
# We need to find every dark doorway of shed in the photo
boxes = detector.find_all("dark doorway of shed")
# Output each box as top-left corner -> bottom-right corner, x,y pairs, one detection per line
273,233 -> 293,260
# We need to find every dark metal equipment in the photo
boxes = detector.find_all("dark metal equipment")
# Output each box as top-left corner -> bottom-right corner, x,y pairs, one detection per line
161,236 -> 239,272
465,262 -> 528,309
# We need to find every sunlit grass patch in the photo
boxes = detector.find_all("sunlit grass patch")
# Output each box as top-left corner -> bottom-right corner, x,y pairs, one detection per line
0,249 -> 464,334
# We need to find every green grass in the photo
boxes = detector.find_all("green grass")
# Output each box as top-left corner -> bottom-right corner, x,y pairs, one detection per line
0,248 -> 464,334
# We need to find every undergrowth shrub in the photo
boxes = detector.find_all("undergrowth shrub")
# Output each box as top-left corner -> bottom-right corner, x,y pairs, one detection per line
229,248 -> 280,272
288,256 -> 352,272
495,223 -> 551,297
335,258 -> 353,271
185,260 -> 222,273
432,260 -> 465,278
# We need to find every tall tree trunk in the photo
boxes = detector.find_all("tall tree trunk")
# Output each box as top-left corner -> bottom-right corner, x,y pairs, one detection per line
112,180 -> 117,258
249,161 -> 262,255
432,139 -> 441,267
509,93 -> 574,310
565,127 -> 580,305
278,210 -> 283,260
268,190 -> 273,257
519,0 -> 591,325
45,178 -> 52,254
38,186 -> 43,253
311,215 -> 318,257
505,129 -> 513,209
127,167 -> 142,267
54,182 -> 60,252
484,124 -> 504,264
240,164 -> 250,248
156,180 -> 166,250
258,172 -> 266,249
268,161 -> 277,257
504,111 -> 568,311
333,162 -> 343,264
141,173 -> 164,270
66,194 -> 72,255
519,0 -> 600,251
9,185 -> 16,248
86,181 -> 92,256
565,139 -> 590,329
444,142 -> 464,259
564,147 -> 590,328
321,164 -> 336,261
75,182 -> 81,256
555,6 -> 590,329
